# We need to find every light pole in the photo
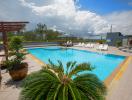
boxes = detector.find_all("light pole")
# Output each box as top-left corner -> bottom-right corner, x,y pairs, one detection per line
110,24 -> 113,33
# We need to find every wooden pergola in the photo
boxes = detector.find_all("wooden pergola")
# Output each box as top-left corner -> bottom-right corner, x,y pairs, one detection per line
0,21 -> 29,61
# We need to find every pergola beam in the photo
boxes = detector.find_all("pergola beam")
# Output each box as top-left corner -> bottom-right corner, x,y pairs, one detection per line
0,21 -> 29,24
0,27 -> 25,31
0,24 -> 25,26
0,25 -> 25,27
0,21 -> 29,60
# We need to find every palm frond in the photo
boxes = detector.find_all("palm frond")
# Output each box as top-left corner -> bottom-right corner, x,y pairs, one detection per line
73,73 -> 107,100
20,69 -> 61,100
48,59 -> 58,69
57,85 -> 65,100
68,63 -> 94,78
66,61 -> 77,75
68,83 -> 81,100
47,59 -> 64,75
66,61 -> 73,74
46,84 -> 61,100
57,60 -> 64,73
62,85 -> 68,100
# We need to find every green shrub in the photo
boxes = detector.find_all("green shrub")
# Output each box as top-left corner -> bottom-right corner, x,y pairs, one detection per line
97,40 -> 106,44
4,36 -> 26,71
116,41 -> 122,47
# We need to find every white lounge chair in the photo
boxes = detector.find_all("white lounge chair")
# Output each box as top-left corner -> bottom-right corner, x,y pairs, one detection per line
67,41 -> 70,44
66,41 -> 73,47
64,41 -> 69,46
69,41 -> 73,45
81,43 -> 85,46
101,44 -> 108,51
85,43 -> 93,48
96,44 -> 103,50
85,43 -> 90,48
74,42 -> 81,47
90,43 -> 94,48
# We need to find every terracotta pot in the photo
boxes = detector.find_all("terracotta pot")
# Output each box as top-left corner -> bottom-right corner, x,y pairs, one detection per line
9,63 -> 28,81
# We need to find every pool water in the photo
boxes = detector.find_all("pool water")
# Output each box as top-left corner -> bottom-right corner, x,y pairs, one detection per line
27,46 -> 125,80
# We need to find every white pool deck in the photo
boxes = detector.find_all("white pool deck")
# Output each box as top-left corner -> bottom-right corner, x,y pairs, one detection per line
0,46 -> 132,100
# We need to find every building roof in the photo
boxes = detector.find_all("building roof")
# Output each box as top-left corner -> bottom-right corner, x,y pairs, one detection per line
124,35 -> 132,38
107,32 -> 123,35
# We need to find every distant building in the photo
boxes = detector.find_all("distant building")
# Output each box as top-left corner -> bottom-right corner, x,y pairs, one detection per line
122,35 -> 132,47
106,32 -> 123,46
84,34 -> 107,40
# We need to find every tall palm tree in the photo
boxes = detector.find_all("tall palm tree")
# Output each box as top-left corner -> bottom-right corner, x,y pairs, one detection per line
20,60 -> 106,100
35,23 -> 47,40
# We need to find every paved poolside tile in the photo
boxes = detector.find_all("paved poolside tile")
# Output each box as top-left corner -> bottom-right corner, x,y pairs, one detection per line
0,55 -> 42,100
106,59 -> 132,100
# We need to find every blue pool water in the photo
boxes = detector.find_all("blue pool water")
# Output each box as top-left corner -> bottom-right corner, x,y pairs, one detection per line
27,46 -> 125,80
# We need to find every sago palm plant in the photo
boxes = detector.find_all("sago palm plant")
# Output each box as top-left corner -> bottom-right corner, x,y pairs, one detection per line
20,60 -> 106,100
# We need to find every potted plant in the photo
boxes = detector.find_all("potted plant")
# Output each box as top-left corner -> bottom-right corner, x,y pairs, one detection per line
4,36 -> 28,81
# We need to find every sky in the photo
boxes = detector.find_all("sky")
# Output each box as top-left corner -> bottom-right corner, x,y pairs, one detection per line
0,0 -> 132,36
78,0 -> 132,14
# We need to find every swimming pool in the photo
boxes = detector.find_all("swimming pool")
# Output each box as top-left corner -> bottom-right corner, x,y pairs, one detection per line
27,46 -> 125,81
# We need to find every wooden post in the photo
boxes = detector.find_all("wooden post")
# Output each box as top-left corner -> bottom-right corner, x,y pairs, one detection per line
0,67 -> 1,87
1,22 -> 8,61
2,32 -> 8,61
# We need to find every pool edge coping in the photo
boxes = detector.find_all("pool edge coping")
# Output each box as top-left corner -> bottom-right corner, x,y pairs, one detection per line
104,56 -> 132,87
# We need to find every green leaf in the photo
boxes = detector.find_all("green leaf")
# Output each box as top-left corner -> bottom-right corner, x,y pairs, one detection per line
68,63 -> 94,78
62,85 -> 68,100
66,61 -> 76,75
68,84 -> 76,100
47,84 -> 61,100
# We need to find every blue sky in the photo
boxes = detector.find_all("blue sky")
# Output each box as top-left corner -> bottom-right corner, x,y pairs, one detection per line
78,0 -> 132,14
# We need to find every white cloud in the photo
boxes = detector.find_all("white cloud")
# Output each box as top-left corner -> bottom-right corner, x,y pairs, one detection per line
19,0 -> 76,17
0,0 -> 131,36
18,0 -> 110,35
105,11 -> 132,35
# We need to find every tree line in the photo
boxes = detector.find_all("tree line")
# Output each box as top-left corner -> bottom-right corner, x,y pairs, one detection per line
0,23 -> 106,43
1,23 -> 62,42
